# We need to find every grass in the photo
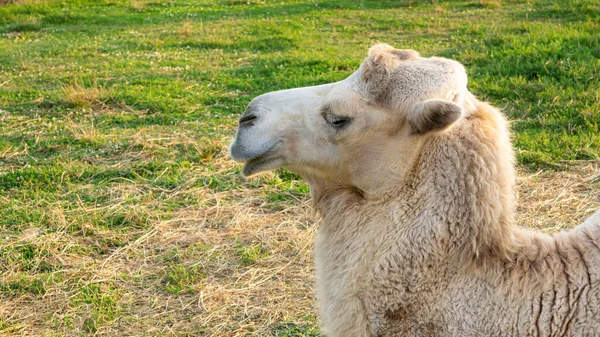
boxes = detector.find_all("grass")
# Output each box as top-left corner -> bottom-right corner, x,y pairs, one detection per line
0,0 -> 599,335
60,81 -> 114,109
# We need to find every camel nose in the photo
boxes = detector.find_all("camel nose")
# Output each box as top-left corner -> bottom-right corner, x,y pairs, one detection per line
238,113 -> 257,127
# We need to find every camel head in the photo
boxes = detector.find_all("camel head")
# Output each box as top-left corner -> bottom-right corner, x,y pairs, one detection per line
230,44 -> 472,196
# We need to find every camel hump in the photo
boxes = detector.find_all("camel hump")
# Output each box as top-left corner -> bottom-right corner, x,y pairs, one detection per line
571,211 -> 600,280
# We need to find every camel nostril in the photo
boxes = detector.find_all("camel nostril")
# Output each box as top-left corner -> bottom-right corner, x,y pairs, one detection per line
239,114 -> 257,126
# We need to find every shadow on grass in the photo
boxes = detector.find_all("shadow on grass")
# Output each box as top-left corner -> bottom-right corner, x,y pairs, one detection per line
1,0 -> 423,35
166,35 -> 296,53
512,0 -> 600,23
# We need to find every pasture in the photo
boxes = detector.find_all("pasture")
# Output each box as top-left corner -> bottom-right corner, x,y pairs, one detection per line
0,0 -> 599,336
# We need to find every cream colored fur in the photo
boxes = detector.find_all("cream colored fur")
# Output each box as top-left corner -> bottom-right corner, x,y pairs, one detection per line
229,44 -> 600,336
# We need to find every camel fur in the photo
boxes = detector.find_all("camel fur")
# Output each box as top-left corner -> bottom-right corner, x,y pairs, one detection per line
229,43 -> 600,337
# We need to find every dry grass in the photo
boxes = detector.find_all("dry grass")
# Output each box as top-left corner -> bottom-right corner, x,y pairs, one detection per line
0,0 -> 55,5
179,19 -> 194,37
60,82 -> 113,109
479,0 -> 502,8
65,119 -> 102,144
0,145 -> 29,166
516,161 -> 600,232
128,0 -> 147,11
0,136 -> 319,336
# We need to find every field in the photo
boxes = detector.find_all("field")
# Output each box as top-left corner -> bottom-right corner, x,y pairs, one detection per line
0,0 -> 599,335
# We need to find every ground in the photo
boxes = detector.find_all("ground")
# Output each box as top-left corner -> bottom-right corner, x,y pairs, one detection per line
0,0 -> 599,336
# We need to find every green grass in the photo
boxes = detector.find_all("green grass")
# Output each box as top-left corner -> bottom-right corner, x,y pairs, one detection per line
0,0 -> 599,335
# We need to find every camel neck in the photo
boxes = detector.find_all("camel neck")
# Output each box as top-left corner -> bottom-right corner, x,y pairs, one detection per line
414,103 -> 517,263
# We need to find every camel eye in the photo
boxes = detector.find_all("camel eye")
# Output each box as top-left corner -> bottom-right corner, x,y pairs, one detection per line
325,113 -> 352,130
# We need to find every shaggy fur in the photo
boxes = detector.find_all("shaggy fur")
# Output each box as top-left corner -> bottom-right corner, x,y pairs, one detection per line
314,102 -> 600,337
230,44 -> 600,336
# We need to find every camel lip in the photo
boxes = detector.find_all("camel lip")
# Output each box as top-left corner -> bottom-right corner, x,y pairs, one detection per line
242,153 -> 281,176
233,140 -> 280,162
240,142 -> 283,176
230,138 -> 279,161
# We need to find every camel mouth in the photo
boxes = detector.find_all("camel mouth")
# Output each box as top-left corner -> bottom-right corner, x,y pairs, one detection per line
242,152 -> 283,176
239,142 -> 284,176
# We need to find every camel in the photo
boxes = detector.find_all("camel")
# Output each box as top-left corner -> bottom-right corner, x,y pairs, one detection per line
229,43 -> 600,337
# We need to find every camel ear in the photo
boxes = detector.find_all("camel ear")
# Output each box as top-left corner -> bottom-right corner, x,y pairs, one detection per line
361,44 -> 419,84
408,99 -> 463,134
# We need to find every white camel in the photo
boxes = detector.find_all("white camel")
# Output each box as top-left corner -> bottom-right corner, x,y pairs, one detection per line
230,43 -> 600,337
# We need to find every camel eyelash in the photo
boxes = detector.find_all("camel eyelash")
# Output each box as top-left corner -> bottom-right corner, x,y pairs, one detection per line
321,106 -> 353,130
325,114 -> 353,130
